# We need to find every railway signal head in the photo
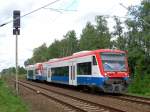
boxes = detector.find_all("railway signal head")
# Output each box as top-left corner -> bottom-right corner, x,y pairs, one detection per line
13,10 -> 20,28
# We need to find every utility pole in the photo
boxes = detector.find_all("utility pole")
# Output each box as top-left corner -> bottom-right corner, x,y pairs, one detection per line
13,10 -> 20,94
15,30 -> 18,94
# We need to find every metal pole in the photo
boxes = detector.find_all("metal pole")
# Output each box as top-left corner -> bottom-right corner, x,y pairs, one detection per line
15,30 -> 18,94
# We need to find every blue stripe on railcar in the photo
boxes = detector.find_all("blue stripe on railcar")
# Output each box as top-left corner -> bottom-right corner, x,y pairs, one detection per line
36,75 -> 47,80
51,76 -> 69,84
77,76 -> 106,86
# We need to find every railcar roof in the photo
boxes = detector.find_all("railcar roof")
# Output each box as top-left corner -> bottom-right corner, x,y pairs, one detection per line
44,49 -> 125,64
26,49 -> 125,67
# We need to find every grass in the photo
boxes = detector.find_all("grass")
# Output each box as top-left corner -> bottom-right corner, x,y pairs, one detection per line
0,80 -> 28,112
126,92 -> 150,98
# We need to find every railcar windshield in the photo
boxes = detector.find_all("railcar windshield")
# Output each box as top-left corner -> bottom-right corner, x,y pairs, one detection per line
100,52 -> 127,72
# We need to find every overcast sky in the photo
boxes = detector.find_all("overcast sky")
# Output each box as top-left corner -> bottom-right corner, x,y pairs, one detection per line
0,0 -> 142,71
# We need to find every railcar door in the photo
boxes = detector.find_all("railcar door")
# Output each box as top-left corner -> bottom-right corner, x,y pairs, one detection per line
47,67 -> 51,82
69,62 -> 77,86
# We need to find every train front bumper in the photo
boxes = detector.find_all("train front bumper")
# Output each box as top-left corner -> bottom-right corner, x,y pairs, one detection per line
102,78 -> 129,93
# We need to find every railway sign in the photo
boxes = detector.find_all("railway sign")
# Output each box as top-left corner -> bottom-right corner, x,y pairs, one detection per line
13,28 -> 20,35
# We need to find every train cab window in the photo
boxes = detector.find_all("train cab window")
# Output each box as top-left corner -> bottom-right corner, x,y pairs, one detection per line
77,62 -> 91,75
28,70 -> 34,76
92,56 -> 97,65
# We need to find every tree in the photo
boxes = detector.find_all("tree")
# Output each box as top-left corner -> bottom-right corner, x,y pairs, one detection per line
62,30 -> 79,56
79,22 -> 97,50
48,39 -> 62,59
1,66 -> 26,75
79,16 -> 111,51
24,58 -> 34,66
125,1 -> 150,75
112,17 -> 126,50
18,66 -> 26,74
95,16 -> 111,48
32,43 -> 49,63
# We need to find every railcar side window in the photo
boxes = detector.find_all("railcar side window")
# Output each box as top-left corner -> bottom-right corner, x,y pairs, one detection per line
92,56 -> 97,65
51,66 -> 69,76
77,62 -> 91,75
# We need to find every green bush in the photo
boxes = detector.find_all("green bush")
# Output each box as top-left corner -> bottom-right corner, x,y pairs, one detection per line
128,72 -> 150,96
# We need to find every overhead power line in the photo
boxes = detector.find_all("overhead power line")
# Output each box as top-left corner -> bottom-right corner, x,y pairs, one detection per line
21,0 -> 61,18
44,7 -> 77,13
0,0 -> 61,28
0,23 -> 7,27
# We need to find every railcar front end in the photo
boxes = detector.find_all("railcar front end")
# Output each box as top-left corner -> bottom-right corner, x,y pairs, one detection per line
98,51 -> 130,93
26,63 -> 47,81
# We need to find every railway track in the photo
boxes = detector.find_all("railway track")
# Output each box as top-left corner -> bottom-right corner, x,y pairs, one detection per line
109,94 -> 150,106
18,80 -> 125,112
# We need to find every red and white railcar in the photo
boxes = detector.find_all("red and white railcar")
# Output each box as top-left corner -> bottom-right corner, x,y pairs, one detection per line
26,49 -> 130,93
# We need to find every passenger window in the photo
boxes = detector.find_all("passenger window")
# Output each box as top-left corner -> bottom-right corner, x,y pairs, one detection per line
92,56 -> 97,65
77,62 -> 91,75
51,66 -> 69,76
